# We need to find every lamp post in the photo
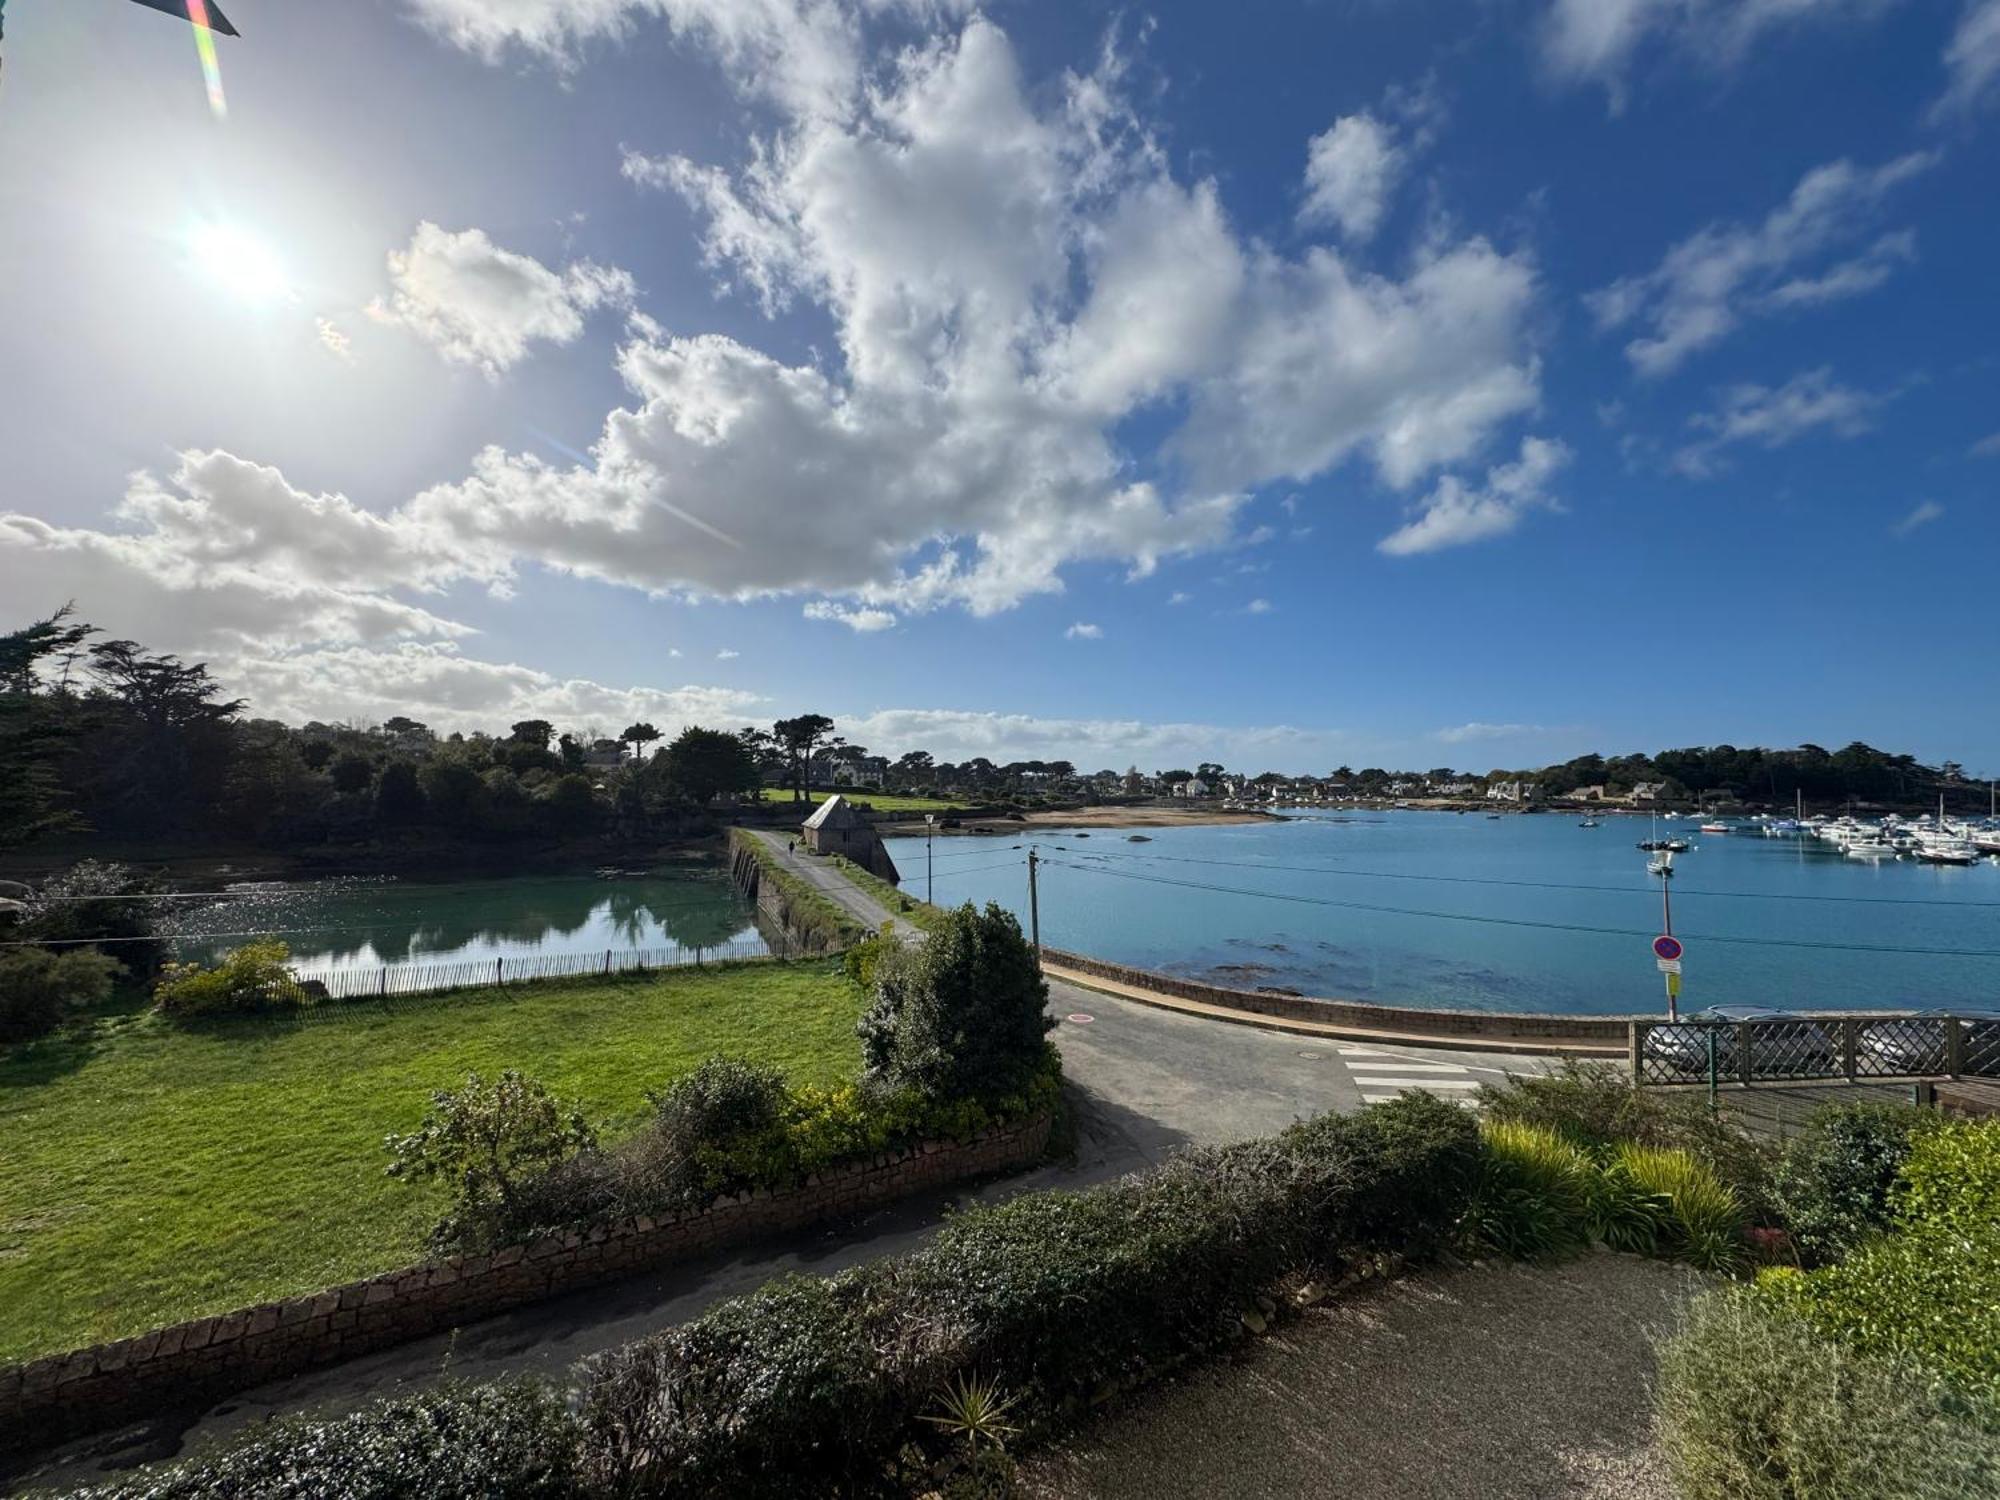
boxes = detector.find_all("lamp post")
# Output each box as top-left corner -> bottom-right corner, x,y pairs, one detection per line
924,813 -> 935,904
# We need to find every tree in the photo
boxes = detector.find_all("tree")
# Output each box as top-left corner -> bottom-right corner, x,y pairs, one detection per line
541,773 -> 599,828
329,752 -> 375,796
857,902 -> 1055,1101
14,860 -> 163,972
375,760 -> 426,826
772,713 -> 836,802
385,1070 -> 597,1252
1196,762 -> 1225,783
662,725 -> 759,805
0,948 -> 121,1043
508,720 -> 553,750
622,721 -> 662,763
0,605 -> 96,844
557,733 -> 586,771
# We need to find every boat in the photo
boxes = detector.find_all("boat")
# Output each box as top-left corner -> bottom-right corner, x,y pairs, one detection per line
1843,838 -> 1899,860
1578,818 -> 1601,828
1698,821 -> 1731,834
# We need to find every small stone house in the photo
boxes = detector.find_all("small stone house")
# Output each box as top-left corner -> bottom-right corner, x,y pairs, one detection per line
801,794 -> 902,882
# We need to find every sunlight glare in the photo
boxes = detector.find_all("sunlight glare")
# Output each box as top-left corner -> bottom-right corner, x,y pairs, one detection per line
186,222 -> 291,306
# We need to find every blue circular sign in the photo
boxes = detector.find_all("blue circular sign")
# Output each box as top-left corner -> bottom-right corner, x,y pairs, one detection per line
1653,935 -> 1684,962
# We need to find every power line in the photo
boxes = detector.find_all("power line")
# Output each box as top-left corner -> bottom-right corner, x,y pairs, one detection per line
1035,855 -> 2000,961
1051,844 -> 2000,910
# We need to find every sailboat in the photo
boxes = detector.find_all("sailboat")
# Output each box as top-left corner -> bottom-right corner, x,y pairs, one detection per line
1912,794 -> 1980,866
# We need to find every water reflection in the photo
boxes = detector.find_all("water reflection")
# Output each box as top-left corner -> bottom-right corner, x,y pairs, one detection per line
164,870 -> 763,972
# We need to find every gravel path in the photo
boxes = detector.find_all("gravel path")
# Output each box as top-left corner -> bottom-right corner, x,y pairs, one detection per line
1021,1253 -> 1703,1500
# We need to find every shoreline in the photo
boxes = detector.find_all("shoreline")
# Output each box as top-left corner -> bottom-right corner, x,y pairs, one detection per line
877,805 -> 1281,836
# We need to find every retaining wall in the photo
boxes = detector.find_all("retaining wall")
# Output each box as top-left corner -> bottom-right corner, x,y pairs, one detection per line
0,1113 -> 1051,1453
1040,946 -> 1630,1046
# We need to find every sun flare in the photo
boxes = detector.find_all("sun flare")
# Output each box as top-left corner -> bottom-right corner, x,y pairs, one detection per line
186,222 -> 290,305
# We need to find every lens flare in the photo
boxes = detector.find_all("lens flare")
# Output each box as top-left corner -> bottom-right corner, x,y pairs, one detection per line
187,0 -> 226,118
187,222 -> 289,305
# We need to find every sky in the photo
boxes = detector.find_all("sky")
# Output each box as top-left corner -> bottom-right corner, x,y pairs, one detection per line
0,0 -> 1996,775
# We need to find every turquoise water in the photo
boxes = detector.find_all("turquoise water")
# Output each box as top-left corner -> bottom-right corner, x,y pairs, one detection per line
884,811 -> 2000,1015
166,868 -> 765,973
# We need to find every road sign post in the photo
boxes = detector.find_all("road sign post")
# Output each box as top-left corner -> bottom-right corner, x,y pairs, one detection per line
1652,934 -> 1684,1020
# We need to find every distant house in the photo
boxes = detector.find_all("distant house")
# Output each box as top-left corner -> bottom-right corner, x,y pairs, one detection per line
801,795 -> 901,882
1571,784 -> 1607,802
1487,780 -> 1540,804
1432,780 -> 1479,797
1631,782 -> 1667,803
583,743 -> 625,771
1186,777 -> 1210,799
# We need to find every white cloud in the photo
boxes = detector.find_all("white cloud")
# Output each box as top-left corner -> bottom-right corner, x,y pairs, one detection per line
804,600 -> 897,632
1675,368 -> 1883,475
838,707 -> 1347,769
716,648 -> 740,660
1590,154 -> 1933,377
1244,598 -> 1274,615
401,0 -> 875,119
1971,431 -> 2000,458
316,318 -> 355,363
1891,499 -> 1945,536
1541,0 -> 1900,108
1300,111 -> 1405,242
369,222 -> 634,377
1167,591 -> 1191,605
1378,436 -> 1570,556
222,641 -> 764,737
0,450 -> 465,653
1433,721 -> 1561,744
1934,0 -> 2000,118
1065,621 -> 1103,639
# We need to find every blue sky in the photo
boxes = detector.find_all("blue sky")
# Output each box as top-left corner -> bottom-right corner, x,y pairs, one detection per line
0,0 -> 1995,774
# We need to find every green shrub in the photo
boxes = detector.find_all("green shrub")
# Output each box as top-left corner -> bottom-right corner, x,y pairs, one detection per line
1895,1115 -> 2000,1235
1611,1142 -> 1744,1271
1476,1058 -> 1775,1217
1770,1102 -> 1936,1263
152,941 -> 306,1019
496,1049 -> 1065,1247
385,1071 -> 598,1253
577,1093 -> 1480,1497
857,901 -> 1054,1101
0,947 -> 121,1043
1757,1223 -> 2000,1399
1463,1120 -> 1596,1260
1656,1288 -> 2000,1500
62,1379 -> 585,1500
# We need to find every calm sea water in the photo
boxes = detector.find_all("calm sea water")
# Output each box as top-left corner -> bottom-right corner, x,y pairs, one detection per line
884,811 -> 2000,1015
166,868 -> 765,973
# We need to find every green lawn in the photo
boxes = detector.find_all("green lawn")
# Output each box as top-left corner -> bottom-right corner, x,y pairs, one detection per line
0,961 -> 864,1363
760,786 -> 966,814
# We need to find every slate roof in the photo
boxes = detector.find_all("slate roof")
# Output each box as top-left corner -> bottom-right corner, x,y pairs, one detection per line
803,794 -> 860,831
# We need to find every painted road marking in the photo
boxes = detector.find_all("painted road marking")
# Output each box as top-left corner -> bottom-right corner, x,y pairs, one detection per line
1357,1076 -> 1482,1089
1065,1013 -> 1095,1024
1342,1061 -> 1471,1073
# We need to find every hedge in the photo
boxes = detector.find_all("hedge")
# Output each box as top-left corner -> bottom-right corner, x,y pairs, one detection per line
62,1381 -> 585,1500
574,1092 -> 1481,1496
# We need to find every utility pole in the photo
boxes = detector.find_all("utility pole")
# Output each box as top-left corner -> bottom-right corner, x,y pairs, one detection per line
1027,846 -> 1041,963
925,813 -> 935,905
1658,852 -> 1678,1022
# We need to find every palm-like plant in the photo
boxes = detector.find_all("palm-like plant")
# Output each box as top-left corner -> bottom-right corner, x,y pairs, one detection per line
922,1372 -> 1023,1460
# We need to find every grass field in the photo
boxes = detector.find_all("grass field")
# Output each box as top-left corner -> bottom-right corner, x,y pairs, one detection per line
759,786 -> 966,814
0,961 -> 865,1362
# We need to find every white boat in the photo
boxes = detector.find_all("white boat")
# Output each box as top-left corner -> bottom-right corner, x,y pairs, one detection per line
1844,838 -> 1898,859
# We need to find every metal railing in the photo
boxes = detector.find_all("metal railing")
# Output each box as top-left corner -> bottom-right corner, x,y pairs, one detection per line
282,937 -> 788,1006
1631,1013 -> 2000,1090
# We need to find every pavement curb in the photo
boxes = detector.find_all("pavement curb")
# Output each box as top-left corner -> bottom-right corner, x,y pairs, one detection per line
1042,962 -> 1626,1059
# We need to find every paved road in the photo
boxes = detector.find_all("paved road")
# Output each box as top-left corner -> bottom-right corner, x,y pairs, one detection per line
10,851 -> 1550,1493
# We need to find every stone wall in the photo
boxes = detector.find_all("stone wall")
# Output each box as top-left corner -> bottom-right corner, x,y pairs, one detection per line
1040,946 -> 1629,1047
0,1113 -> 1051,1453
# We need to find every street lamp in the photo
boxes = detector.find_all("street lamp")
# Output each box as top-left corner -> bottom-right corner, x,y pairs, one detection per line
924,813 -> 936,904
